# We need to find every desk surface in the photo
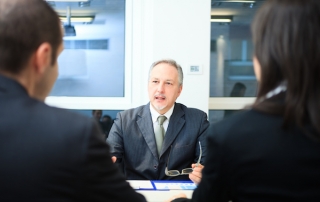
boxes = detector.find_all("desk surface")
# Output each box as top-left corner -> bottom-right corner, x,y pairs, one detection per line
137,189 -> 193,202
128,180 -> 194,202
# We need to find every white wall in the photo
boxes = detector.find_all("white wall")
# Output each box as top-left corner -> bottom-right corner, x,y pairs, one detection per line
131,0 -> 211,114
46,0 -> 211,114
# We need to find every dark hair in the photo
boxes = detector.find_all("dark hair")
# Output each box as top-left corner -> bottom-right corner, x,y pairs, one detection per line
102,115 -> 112,120
251,0 -> 320,137
92,110 -> 102,114
0,0 -> 62,74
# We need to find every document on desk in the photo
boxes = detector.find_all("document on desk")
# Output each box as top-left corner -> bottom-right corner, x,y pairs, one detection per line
152,180 -> 197,190
127,180 -> 155,190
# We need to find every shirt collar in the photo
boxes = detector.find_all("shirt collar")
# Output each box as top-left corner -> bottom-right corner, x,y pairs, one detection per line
150,103 -> 175,124
258,81 -> 287,103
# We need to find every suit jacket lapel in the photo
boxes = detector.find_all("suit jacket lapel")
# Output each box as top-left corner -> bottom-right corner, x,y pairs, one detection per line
137,103 -> 159,159
160,103 -> 185,157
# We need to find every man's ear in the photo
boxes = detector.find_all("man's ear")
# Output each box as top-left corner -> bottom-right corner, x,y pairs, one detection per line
33,43 -> 52,74
177,85 -> 183,96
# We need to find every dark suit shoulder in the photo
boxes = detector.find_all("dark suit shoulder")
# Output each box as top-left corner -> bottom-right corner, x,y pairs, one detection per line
116,104 -> 150,123
175,102 -> 207,116
15,98 -> 101,148
34,102 -> 94,131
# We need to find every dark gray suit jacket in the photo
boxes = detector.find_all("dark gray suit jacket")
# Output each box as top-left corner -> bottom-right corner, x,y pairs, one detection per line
0,75 -> 146,202
107,103 -> 209,180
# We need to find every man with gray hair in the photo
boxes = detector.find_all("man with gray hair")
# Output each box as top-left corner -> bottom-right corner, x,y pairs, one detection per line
108,59 -> 209,183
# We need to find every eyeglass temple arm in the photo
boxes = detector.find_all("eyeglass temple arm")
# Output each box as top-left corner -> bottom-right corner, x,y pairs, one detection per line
196,141 -> 202,166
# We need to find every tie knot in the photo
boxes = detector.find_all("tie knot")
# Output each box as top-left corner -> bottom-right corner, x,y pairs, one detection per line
157,116 -> 167,125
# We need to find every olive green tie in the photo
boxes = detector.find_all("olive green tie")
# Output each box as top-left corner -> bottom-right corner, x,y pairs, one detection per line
155,116 -> 167,155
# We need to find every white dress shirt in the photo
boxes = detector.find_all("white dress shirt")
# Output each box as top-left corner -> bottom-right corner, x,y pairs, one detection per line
149,104 -> 174,136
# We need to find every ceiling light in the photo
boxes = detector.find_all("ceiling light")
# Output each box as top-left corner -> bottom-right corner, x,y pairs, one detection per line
211,16 -> 233,23
60,16 -> 94,23
211,19 -> 232,22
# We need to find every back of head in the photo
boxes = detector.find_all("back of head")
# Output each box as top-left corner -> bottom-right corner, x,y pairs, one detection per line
252,0 -> 320,137
102,115 -> 112,122
0,0 -> 62,74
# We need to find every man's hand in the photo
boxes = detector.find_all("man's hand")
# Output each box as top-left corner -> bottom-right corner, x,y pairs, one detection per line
111,156 -> 117,163
189,163 -> 204,185
165,193 -> 187,202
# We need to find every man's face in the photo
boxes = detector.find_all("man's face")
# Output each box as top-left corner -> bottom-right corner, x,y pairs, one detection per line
93,110 -> 102,121
148,63 -> 182,114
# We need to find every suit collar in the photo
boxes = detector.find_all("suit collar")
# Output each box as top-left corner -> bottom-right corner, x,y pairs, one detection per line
136,103 -> 186,160
253,92 -> 286,115
149,103 -> 174,124
161,103 -> 185,156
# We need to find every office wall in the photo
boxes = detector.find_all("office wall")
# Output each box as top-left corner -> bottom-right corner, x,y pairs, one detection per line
46,0 -> 211,114
131,0 -> 211,114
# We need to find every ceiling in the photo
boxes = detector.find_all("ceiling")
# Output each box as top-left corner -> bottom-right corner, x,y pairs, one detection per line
211,0 -> 266,25
46,0 -> 266,25
46,0 -> 124,17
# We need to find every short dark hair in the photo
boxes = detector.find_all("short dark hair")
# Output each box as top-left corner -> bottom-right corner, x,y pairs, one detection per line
0,0 -> 62,74
102,115 -> 112,120
252,0 -> 320,137
92,110 -> 102,113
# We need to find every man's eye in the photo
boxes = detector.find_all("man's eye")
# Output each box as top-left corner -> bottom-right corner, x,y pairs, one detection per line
152,80 -> 158,83
166,82 -> 172,85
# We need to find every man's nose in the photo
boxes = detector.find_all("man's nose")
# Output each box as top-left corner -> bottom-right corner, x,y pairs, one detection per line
157,82 -> 165,92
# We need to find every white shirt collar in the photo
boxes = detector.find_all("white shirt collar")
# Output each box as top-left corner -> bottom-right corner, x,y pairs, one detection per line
258,81 -> 287,103
150,103 -> 175,124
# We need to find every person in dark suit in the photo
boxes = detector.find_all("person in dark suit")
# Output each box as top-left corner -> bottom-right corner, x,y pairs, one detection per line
101,115 -> 114,139
107,59 -> 209,182
0,0 -> 145,201
168,0 -> 320,201
92,109 -> 107,139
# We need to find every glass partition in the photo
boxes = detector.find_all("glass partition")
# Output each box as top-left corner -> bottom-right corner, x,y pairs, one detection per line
209,0 -> 266,112
49,0 -> 126,97
209,1 -> 266,98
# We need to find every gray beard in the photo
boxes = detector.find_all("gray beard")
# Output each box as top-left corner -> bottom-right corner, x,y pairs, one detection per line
153,104 -> 166,112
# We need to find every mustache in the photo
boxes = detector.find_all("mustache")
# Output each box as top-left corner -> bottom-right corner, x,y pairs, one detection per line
154,94 -> 166,99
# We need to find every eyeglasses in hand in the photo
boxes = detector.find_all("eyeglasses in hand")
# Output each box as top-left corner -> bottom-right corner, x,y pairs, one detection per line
165,141 -> 202,176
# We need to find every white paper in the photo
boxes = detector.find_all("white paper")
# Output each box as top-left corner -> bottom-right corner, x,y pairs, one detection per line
127,180 -> 154,190
153,182 -> 197,190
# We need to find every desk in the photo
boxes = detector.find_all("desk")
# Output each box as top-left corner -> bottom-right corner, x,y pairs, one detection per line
128,180 -> 194,202
137,189 -> 193,202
